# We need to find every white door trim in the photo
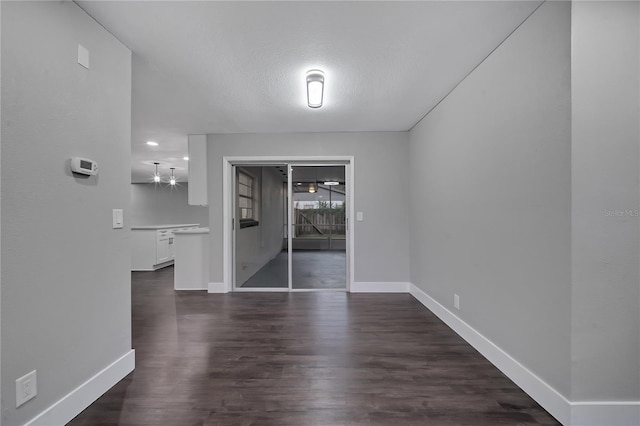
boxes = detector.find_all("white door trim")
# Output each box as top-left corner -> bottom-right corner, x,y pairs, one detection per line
223,156 -> 355,292
287,164 -> 293,291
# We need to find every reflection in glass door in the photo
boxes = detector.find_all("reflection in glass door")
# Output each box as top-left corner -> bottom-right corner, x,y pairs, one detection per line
289,165 -> 347,290
233,165 -> 289,290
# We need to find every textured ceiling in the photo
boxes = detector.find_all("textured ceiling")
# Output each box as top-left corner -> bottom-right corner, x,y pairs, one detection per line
76,1 -> 542,183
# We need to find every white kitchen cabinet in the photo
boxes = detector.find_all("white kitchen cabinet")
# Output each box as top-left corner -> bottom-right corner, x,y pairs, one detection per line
131,224 -> 199,271
156,230 -> 171,264
168,235 -> 175,260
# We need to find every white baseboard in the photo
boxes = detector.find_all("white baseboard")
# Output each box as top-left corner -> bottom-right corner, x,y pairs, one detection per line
409,283 -> 571,425
571,402 -> 640,426
131,260 -> 174,272
175,287 -> 207,291
208,282 -> 228,293
350,281 -> 410,293
26,350 -> 135,426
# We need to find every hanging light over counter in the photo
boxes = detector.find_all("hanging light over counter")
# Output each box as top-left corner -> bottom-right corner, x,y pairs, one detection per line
153,162 -> 161,183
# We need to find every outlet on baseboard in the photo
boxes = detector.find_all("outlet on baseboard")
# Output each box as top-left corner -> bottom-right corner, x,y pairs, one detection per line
16,370 -> 37,407
454,294 -> 460,310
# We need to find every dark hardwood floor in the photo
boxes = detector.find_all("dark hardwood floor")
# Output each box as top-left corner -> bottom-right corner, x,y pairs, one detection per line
69,267 -> 560,425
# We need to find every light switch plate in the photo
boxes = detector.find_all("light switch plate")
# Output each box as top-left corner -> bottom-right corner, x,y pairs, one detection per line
78,44 -> 89,69
356,211 -> 364,221
112,209 -> 124,229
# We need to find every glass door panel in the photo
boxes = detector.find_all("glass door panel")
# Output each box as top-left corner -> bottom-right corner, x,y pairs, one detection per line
234,165 -> 289,289
290,165 -> 347,290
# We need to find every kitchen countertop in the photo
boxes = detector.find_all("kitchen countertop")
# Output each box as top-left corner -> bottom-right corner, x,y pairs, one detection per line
131,224 -> 200,230
173,227 -> 209,235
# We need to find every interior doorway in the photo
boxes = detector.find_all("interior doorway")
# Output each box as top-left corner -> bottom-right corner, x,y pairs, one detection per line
228,160 -> 352,292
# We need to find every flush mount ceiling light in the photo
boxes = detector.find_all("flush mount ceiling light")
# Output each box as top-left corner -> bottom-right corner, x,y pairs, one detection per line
146,141 -> 158,146
324,181 -> 339,186
306,70 -> 325,108
169,168 -> 176,186
153,162 -> 161,183
183,156 -> 189,161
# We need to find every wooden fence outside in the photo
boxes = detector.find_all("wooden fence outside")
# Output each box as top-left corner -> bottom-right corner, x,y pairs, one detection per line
294,208 -> 346,237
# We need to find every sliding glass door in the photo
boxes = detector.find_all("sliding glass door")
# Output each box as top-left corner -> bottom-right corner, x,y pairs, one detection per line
232,162 -> 348,291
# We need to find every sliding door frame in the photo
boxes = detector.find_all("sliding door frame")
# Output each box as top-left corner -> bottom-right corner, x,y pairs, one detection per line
223,156 -> 354,293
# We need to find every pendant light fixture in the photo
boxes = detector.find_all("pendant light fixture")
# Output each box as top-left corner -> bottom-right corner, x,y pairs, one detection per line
308,167 -> 317,193
306,70 -> 325,108
169,168 -> 176,186
153,162 -> 161,183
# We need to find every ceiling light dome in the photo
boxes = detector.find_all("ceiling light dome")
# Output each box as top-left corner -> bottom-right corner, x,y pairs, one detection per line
306,70 -> 325,108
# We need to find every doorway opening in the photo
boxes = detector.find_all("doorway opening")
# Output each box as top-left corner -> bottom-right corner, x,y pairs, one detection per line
224,158 -> 353,292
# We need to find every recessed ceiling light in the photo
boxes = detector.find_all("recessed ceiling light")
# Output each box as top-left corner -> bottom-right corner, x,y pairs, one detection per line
324,181 -> 339,186
146,141 -> 158,146
183,156 -> 189,161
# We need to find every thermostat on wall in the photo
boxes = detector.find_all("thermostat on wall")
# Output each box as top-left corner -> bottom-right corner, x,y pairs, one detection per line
70,157 -> 98,176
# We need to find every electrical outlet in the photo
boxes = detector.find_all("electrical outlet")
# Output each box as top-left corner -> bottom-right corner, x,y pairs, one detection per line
16,370 -> 37,407
454,294 -> 460,310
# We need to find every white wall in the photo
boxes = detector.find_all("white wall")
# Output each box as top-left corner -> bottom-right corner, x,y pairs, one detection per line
409,0 -> 572,399
130,183 -> 209,227
206,132 -> 411,286
1,2 -> 132,425
571,0 -> 640,404
0,3 -> 3,422
235,167 -> 286,285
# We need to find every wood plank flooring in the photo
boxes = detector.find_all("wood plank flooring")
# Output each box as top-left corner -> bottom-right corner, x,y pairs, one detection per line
68,267 -> 560,425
